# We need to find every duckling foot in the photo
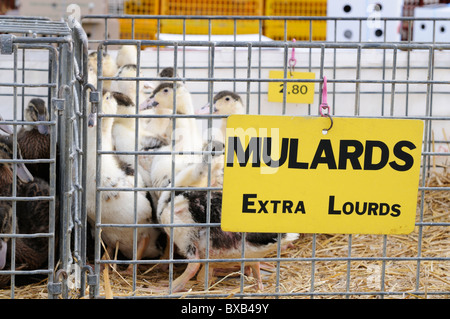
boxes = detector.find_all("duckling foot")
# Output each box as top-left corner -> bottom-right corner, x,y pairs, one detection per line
170,261 -> 201,292
141,261 -> 202,294
248,262 -> 264,291
154,234 -> 171,272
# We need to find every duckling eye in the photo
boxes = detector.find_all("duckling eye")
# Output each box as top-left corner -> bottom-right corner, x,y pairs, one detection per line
225,97 -> 230,101
163,88 -> 169,93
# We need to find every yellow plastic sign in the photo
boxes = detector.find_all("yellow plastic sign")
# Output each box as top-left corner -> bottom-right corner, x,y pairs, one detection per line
267,71 -> 315,104
221,115 -> 424,235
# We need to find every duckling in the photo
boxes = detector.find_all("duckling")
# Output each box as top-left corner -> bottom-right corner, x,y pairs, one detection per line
196,90 -> 244,143
159,67 -> 176,79
0,134 -> 56,287
0,129 -> 33,274
0,129 -> 34,190
138,82 -> 204,203
0,179 -> 56,287
173,140 -> 225,189
109,91 -> 152,187
110,64 -> 148,106
85,91 -> 164,271
116,45 -> 137,69
87,61 -> 97,87
154,67 -> 181,87
196,91 -> 244,186
140,82 -> 202,151
109,64 -> 157,171
115,46 -> 155,95
17,98 -> 50,183
88,51 -> 118,91
0,203 -> 12,271
154,154 -> 299,292
15,176 -> 57,269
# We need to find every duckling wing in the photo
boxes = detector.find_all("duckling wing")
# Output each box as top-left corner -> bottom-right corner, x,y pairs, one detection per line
17,129 -> 50,182
13,177 -> 56,271
16,177 -> 52,235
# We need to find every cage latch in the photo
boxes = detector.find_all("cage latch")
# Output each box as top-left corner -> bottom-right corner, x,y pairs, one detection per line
47,269 -> 68,297
82,265 -> 98,299
89,91 -> 100,104
0,34 -> 14,55
52,98 -> 66,115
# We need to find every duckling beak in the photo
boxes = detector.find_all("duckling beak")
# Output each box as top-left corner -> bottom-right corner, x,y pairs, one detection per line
16,162 -> 34,183
139,98 -> 149,111
196,103 -> 211,115
0,240 -> 6,269
37,125 -> 48,135
37,115 -> 49,135
139,97 -> 158,111
196,103 -> 218,115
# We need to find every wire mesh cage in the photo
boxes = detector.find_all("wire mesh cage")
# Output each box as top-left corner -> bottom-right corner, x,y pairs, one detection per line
68,12 -> 450,299
0,16 -> 88,299
0,8 -> 449,299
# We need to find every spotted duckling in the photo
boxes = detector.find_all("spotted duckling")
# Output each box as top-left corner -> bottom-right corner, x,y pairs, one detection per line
153,150 -> 299,292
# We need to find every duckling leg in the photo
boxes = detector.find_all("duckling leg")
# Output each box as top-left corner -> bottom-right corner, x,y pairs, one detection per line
157,234 -> 171,271
249,262 -> 264,291
171,262 -> 201,292
124,234 -> 150,274
171,248 -> 201,293
260,262 -> 276,272
101,243 -> 117,272
196,263 -> 216,287
210,263 -> 264,290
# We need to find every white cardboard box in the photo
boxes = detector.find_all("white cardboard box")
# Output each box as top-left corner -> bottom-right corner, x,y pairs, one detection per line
365,0 -> 403,42
327,0 -> 403,42
414,4 -> 450,42
327,0 -> 367,42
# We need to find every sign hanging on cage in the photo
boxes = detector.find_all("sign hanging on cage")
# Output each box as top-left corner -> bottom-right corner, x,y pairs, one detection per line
221,115 -> 424,235
267,71 -> 315,104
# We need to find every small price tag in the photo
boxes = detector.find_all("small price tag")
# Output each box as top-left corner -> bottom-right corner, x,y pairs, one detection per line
267,71 -> 315,104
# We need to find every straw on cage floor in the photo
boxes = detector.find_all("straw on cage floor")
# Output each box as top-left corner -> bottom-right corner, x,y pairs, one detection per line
1,168 -> 448,299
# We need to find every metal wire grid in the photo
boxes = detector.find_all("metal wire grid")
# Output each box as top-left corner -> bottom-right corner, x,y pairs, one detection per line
0,17 -> 72,36
74,14 -> 450,299
0,17 -> 89,299
0,20 -> 64,298
0,14 -> 448,299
